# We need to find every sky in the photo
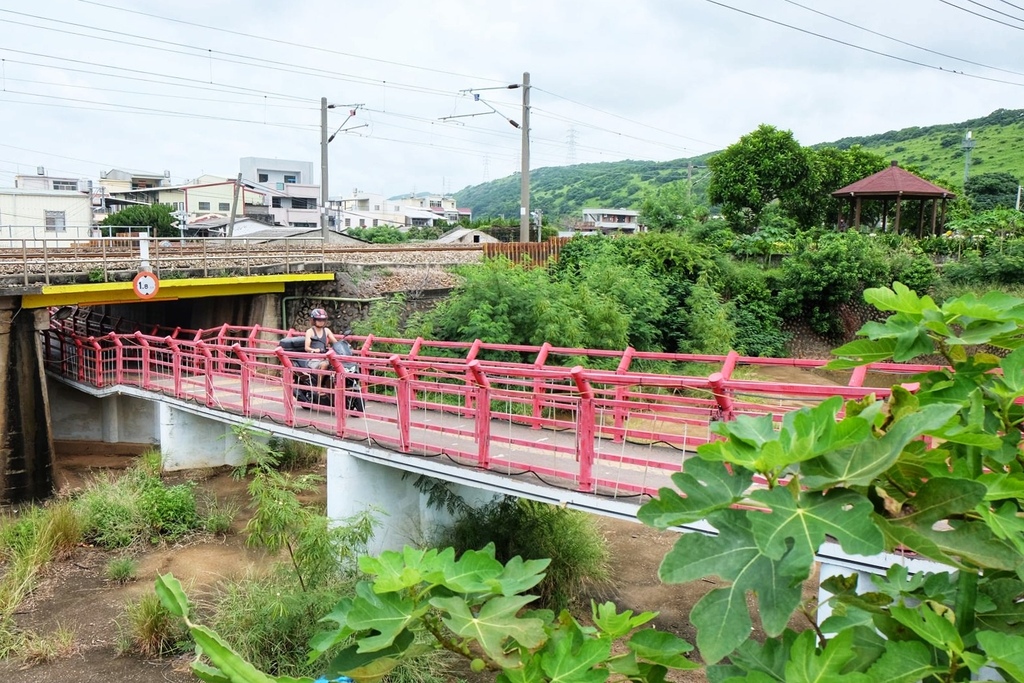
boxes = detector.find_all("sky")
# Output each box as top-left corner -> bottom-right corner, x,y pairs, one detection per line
0,0 -> 1020,200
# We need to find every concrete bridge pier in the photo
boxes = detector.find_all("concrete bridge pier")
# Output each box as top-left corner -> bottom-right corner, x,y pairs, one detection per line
0,301 -> 56,503
327,447 -> 496,556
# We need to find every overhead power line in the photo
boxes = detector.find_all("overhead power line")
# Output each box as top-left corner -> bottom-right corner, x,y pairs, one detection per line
782,0 -> 1024,77
78,0 -> 507,84
702,0 -> 1024,86
937,0 -> 1024,27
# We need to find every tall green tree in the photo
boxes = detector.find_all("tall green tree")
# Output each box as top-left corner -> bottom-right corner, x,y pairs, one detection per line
100,203 -> 177,238
638,180 -> 704,232
787,145 -> 889,229
707,124 -> 811,232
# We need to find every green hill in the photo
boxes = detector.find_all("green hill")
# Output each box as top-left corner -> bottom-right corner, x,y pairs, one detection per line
822,108 -> 1024,189
455,109 -> 1024,220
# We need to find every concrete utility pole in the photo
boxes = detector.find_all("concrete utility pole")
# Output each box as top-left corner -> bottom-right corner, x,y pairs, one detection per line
519,72 -> 531,244
227,172 -> 242,237
961,130 -> 976,184
320,97 -> 330,241
1017,184 -> 1022,211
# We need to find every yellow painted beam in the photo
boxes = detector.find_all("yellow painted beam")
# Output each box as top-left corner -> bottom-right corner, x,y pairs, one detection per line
22,273 -> 334,308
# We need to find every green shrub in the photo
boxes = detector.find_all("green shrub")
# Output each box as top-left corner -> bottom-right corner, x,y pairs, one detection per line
105,556 -> 138,584
730,300 -> 789,357
435,495 -> 609,612
266,437 -> 324,471
116,593 -> 190,657
138,481 -> 198,540
202,500 -> 238,536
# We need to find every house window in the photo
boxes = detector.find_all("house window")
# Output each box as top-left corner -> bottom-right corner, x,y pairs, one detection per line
372,219 -> 378,227
283,174 -> 297,184
374,205 -> 380,211
45,210 -> 66,232
219,202 -> 230,211
52,180 -> 78,191
429,200 -> 442,208
198,202 -> 211,211
393,205 -> 399,211
344,218 -> 351,227
258,173 -> 268,183
291,198 -> 315,210
359,219 -> 366,227
272,197 -> 283,208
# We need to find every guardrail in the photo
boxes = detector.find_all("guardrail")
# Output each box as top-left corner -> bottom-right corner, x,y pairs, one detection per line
0,237 -> 483,286
41,322 -> 940,497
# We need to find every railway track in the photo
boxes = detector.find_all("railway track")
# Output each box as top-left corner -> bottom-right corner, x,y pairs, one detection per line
0,240 -> 484,288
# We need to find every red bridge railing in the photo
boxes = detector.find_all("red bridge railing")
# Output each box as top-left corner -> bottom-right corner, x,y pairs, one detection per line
41,322 -> 939,498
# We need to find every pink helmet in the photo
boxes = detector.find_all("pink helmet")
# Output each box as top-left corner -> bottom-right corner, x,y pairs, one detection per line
310,308 -> 328,320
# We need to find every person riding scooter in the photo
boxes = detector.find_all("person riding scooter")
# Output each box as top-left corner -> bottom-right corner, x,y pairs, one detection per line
304,308 -> 338,388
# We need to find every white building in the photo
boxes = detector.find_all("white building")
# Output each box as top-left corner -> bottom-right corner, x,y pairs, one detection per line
330,190 -> 471,229
0,188 -> 94,247
580,208 -> 644,235
240,157 -> 320,228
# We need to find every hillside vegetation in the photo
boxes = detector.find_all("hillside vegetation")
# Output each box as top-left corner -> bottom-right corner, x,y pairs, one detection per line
455,108 -> 1024,219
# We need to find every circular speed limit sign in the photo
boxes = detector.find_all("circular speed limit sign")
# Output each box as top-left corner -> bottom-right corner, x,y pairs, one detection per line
132,271 -> 160,299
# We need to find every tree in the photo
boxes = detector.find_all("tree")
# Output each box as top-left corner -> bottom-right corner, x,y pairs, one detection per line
100,203 -> 177,238
638,180 -> 703,232
965,172 -> 1021,212
707,124 -> 811,232
786,145 -> 888,229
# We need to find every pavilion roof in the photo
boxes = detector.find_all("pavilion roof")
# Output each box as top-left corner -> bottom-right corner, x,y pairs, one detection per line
831,162 -> 956,199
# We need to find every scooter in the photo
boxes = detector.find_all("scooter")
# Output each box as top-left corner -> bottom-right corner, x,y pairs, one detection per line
279,331 -> 364,411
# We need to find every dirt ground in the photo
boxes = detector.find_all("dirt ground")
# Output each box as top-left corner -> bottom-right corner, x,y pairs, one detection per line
0,363 -> 838,682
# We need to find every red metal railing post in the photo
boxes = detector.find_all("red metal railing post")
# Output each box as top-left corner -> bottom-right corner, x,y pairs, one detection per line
708,372 -> 735,422
196,341 -> 215,407
467,360 -> 491,468
390,355 -> 412,452
88,337 -> 104,387
133,331 -> 152,389
73,337 -> 86,382
107,332 -> 124,385
612,346 -> 635,441
531,342 -> 551,427
165,337 -> 183,398
465,339 -> 482,410
274,348 -> 296,426
232,344 -> 251,416
326,350 -> 347,435
720,350 -> 740,379
848,365 -> 867,387
570,366 -> 595,493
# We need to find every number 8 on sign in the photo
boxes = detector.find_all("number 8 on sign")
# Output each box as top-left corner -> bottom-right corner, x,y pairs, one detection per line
132,271 -> 160,299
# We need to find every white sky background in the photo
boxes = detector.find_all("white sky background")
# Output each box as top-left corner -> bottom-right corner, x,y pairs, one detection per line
0,0 -> 1020,198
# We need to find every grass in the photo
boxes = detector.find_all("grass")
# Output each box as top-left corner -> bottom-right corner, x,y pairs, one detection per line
105,556 -> 138,584
116,593 -> 190,657
20,624 -> 77,665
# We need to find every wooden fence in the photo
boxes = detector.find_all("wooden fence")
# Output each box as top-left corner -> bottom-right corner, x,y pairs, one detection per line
482,237 -> 569,267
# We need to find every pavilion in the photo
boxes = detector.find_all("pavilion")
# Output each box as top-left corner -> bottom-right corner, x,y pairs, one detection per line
832,161 -> 956,236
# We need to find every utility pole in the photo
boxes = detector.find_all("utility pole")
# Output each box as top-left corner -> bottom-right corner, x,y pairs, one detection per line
227,172 -> 242,237
961,130 -> 976,185
320,97 -> 330,241
1017,184 -> 1022,211
519,71 -> 531,244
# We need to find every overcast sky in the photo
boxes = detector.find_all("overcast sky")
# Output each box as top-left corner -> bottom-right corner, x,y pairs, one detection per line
0,0 -> 1020,199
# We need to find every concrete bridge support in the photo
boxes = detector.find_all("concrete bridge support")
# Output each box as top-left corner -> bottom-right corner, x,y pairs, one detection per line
326,448 -> 497,555
0,302 -> 55,503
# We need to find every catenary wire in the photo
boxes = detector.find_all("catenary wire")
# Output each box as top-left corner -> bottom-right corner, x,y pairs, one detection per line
781,0 -> 1024,77
702,0 -> 1024,86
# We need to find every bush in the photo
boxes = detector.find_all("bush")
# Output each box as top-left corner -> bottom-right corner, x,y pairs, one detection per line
74,465 -> 204,549
435,495 -> 609,612
105,556 -> 138,584
116,593 -> 190,657
730,300 -> 789,357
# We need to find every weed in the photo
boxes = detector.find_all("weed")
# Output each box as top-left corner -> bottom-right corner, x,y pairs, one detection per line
20,623 -> 76,664
40,500 -> 82,561
434,494 -> 609,612
267,436 -> 324,471
116,593 -> 190,657
105,556 -> 138,584
137,448 -> 163,476
202,499 -> 238,536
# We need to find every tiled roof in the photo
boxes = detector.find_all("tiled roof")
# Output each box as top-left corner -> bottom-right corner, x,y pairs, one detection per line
831,162 -> 955,198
